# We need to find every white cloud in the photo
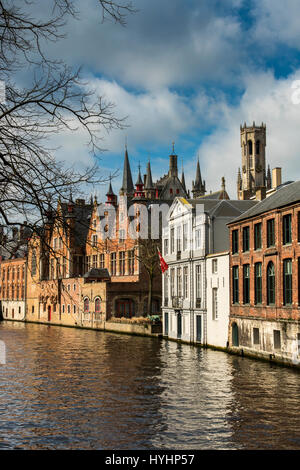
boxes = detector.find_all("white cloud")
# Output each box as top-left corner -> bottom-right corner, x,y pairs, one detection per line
193,70 -> 300,199
252,0 -> 300,49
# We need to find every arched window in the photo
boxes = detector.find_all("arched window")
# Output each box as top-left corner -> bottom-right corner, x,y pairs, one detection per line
248,140 -> 253,156
84,298 -> 89,313
256,140 -> 260,155
95,298 -> 101,313
267,262 -> 275,305
31,250 -> 37,276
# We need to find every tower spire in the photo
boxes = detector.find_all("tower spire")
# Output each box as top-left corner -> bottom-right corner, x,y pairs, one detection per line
192,156 -> 205,198
181,160 -> 187,194
120,145 -> 134,196
145,160 -> 154,189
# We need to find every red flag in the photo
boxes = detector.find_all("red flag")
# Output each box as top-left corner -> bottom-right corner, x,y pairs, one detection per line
157,248 -> 168,273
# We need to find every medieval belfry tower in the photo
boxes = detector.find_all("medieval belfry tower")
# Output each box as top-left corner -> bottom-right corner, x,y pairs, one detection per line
237,122 -> 271,200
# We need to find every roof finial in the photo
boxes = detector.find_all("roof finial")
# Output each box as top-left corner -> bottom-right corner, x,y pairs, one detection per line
125,135 -> 127,150
172,141 -> 175,154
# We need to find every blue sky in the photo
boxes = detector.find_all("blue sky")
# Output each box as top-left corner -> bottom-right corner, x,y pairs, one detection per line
44,0 -> 300,199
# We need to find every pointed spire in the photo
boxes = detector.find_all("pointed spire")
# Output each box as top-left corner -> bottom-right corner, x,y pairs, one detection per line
106,175 -> 115,196
120,145 -> 134,195
181,161 -> 187,193
194,158 -> 202,187
135,163 -> 143,186
145,160 -> 154,189
192,156 -> 206,198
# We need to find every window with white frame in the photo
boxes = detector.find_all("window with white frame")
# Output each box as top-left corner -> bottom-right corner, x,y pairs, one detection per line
92,234 -> 97,247
184,266 -> 188,299
171,228 -> 175,253
183,224 -> 188,251
170,268 -> 175,297
164,273 -> 168,301
195,229 -> 201,249
212,259 -> 218,274
212,288 -> 218,320
164,238 -> 169,256
196,265 -> 201,306
177,267 -> 182,297
177,226 -> 181,252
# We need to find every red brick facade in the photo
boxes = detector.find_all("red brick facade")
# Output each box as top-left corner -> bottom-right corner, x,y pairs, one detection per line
228,200 -> 300,363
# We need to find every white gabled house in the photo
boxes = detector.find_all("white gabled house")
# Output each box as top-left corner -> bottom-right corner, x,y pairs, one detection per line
162,196 -> 256,347
206,251 -> 230,349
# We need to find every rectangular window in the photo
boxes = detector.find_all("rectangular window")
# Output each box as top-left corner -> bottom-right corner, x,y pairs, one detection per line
242,227 -> 250,252
92,234 -> 98,247
177,267 -> 182,297
212,259 -> 218,274
177,226 -> 181,253
119,251 -> 125,276
183,266 -> 188,299
283,258 -> 292,305
195,265 -> 201,308
283,214 -> 292,245
232,230 -> 239,254
232,266 -> 239,304
128,250 -> 134,275
110,253 -> 116,276
195,229 -> 201,249
183,224 -> 188,251
253,328 -> 260,345
273,330 -> 281,349
267,219 -> 275,247
171,228 -> 175,253
92,255 -> 97,268
254,223 -> 262,250
170,268 -> 175,297
99,254 -> 105,269
243,264 -> 250,304
164,273 -> 169,305
164,238 -> 168,256
254,263 -> 262,304
212,288 -> 218,320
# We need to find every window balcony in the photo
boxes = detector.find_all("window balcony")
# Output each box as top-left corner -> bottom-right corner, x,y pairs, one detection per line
172,296 -> 183,308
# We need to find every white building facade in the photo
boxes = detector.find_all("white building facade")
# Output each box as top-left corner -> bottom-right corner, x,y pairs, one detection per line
162,197 -> 256,348
206,252 -> 230,349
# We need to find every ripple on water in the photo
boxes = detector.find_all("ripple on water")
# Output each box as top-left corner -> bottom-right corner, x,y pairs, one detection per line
0,322 -> 300,449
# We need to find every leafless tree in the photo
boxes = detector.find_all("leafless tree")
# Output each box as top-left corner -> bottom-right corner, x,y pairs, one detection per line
0,0 -> 136,255
135,237 -> 162,317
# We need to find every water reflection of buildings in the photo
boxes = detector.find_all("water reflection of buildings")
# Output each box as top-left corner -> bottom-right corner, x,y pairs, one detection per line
227,357 -> 300,449
1,322 -> 300,450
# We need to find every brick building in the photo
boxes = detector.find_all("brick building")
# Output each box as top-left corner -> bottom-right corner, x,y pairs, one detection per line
228,180 -> 300,366
0,256 -> 26,320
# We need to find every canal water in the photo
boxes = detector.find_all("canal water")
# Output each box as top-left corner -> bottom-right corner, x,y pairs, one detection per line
0,321 -> 299,450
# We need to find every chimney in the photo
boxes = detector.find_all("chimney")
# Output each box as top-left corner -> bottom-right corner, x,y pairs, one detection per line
256,187 -> 266,201
272,168 -> 282,189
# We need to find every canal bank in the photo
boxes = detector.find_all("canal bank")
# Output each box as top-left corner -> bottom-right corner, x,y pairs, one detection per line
2,316 -> 300,370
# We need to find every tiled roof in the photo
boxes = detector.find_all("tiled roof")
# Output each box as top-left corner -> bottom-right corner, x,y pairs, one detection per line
229,181 -> 298,223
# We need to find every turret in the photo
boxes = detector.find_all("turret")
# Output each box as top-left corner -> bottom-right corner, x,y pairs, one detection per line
119,146 -> 134,197
192,158 -> 206,198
